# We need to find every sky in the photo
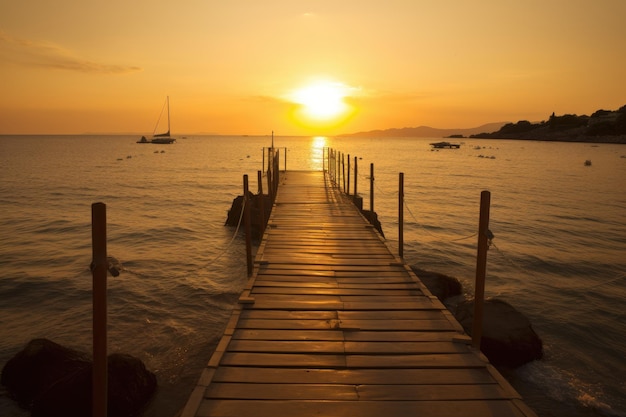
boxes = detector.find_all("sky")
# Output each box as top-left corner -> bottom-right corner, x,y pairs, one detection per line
1,0 -> 625,135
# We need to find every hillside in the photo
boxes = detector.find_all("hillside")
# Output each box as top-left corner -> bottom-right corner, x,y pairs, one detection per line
339,122 -> 508,138
340,105 -> 626,144
470,106 -> 626,143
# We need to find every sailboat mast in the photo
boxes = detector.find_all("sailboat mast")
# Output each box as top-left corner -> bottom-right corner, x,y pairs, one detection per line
167,96 -> 171,135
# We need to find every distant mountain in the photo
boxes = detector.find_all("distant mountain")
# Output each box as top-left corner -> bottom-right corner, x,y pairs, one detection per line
339,122 -> 508,138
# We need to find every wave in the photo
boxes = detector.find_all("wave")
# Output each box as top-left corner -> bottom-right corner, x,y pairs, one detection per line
516,360 -> 626,417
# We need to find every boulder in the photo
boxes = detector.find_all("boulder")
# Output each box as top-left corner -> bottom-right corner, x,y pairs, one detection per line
360,210 -> 384,237
454,298 -> 543,367
410,267 -> 462,301
225,193 -> 273,238
1,338 -> 157,417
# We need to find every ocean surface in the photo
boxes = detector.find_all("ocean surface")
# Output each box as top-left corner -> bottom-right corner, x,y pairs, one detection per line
1,135 -> 625,417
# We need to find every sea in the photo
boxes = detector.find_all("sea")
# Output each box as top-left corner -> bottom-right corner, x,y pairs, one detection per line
1,135 -> 625,417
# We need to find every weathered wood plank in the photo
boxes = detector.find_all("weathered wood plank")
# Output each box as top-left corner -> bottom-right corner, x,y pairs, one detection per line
238,309 -> 442,320
251,287 -> 422,296
212,366 -> 497,385
226,340 -> 469,355
204,383 -> 511,401
220,352 -> 347,368
231,329 -> 345,341
197,399 -> 527,417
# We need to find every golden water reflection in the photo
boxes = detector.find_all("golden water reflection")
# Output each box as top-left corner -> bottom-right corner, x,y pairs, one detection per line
310,136 -> 327,170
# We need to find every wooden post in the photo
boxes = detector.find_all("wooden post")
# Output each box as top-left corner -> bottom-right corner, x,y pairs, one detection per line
472,190 -> 491,350
91,202 -> 108,417
342,153 -> 346,193
347,154 -> 351,195
273,149 -> 279,196
329,149 -> 333,182
262,147 -> 265,174
284,147 -> 287,172
354,156 -> 358,197
370,163 -> 374,212
326,148 -> 332,173
243,175 -> 253,276
333,151 -> 340,186
337,151 -> 341,187
398,173 -> 404,258
257,170 -> 265,236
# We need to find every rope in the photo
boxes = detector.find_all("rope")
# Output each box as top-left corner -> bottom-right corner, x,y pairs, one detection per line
403,198 -> 477,243
197,195 -> 248,269
105,197 -> 249,279
580,273 -> 626,289
489,240 -> 526,272
490,240 -> 625,292
449,232 -> 478,242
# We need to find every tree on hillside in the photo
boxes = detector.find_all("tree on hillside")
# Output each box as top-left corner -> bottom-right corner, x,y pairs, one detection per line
549,113 -> 588,129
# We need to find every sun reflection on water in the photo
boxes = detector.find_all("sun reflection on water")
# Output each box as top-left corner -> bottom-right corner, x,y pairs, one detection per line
310,136 -> 327,170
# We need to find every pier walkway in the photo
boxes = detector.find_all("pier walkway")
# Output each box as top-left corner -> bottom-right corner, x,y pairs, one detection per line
181,170 -> 536,417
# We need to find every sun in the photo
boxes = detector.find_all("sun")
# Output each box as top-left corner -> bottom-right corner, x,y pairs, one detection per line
292,81 -> 347,119
288,80 -> 357,130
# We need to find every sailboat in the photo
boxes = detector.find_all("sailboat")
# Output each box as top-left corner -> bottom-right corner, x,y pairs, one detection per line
137,96 -> 176,144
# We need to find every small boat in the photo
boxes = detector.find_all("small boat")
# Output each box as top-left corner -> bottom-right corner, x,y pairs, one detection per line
137,96 -> 177,144
430,141 -> 460,149
584,160 -> 592,166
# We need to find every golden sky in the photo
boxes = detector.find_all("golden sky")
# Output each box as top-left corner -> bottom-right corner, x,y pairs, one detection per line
1,0 -> 625,135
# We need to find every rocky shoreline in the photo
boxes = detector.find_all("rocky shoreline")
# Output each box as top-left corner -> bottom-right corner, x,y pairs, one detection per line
470,106 -> 626,144
470,124 -> 626,144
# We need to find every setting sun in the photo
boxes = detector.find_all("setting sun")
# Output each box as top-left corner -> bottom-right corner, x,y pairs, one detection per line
288,80 -> 358,131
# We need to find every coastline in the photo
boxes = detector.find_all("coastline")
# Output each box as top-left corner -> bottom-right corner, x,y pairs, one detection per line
469,126 -> 626,144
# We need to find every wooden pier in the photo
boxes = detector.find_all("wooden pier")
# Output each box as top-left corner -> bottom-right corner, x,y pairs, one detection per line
181,170 -> 536,417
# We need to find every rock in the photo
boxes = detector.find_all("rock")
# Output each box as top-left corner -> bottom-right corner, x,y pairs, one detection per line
1,338 -> 157,417
224,195 -> 245,226
107,353 -> 157,416
410,267 -> 462,301
454,298 -> 543,367
1,338 -> 91,408
360,210 -> 384,237
225,193 -> 273,238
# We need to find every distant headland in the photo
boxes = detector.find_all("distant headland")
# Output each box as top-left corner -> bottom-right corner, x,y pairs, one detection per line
341,105 -> 626,144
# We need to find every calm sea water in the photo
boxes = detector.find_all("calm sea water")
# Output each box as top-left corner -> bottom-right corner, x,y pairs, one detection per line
1,135 -> 625,417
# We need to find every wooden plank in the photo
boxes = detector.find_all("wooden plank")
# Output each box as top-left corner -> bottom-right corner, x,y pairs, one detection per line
226,340 -> 469,355
197,399 -> 527,417
238,309 -> 441,320
251,287 -> 422,296
343,331 -> 461,342
236,318 -> 340,330
337,319 -> 455,331
220,352 -> 347,368
345,353 -> 486,369
205,383 -> 359,400
337,310 -> 443,320
232,329 -> 345,341
204,383 -> 510,401
258,263 -> 407,272
239,310 -> 338,320
212,366 -> 497,385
